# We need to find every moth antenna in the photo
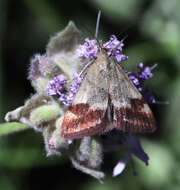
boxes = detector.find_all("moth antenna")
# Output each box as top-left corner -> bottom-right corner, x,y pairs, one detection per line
120,35 -> 128,43
78,60 -> 94,77
150,63 -> 158,70
95,10 -> 101,39
96,39 -> 103,50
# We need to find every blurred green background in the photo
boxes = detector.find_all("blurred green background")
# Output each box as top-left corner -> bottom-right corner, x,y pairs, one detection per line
0,0 -> 180,189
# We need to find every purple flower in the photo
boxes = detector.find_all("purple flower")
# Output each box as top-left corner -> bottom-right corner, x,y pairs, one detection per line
104,35 -> 128,62
76,38 -> 98,59
137,62 -> 144,69
45,72 -> 84,106
113,134 -> 149,177
113,161 -> 126,177
115,53 -> 128,62
128,63 -> 156,103
59,94 -> 69,105
129,75 -> 140,86
104,35 -> 123,51
123,134 -> 149,165
142,90 -> 156,104
140,67 -> 153,80
45,74 -> 67,96
62,72 -> 83,106
77,35 -> 128,63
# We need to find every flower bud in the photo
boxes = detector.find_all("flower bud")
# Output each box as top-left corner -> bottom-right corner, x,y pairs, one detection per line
31,77 -> 49,93
47,116 -> 70,156
38,57 -> 62,78
30,104 -> 60,127
76,137 -> 91,162
88,138 -> 103,169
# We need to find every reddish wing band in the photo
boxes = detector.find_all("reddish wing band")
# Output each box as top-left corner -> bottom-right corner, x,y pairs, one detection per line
61,103 -> 108,139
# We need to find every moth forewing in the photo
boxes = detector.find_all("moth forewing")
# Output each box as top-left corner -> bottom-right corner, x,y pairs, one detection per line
108,61 -> 156,133
61,51 -> 110,139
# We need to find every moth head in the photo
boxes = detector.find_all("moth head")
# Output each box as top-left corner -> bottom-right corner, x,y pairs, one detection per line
96,40 -> 106,52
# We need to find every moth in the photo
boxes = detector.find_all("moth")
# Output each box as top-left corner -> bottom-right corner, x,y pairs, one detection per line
61,13 -> 156,140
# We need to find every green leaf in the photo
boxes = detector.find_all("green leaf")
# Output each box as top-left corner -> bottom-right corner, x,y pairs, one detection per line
0,122 -> 29,136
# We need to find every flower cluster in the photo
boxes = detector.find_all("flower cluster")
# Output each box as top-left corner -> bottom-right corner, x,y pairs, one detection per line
45,72 -> 83,106
76,38 -> 98,59
59,73 -> 83,105
103,35 -> 128,62
45,75 -> 67,96
128,63 -> 153,91
128,63 -> 156,103
76,35 -> 128,63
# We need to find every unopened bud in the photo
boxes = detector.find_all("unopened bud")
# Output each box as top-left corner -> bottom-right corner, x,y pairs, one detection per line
30,104 -> 60,126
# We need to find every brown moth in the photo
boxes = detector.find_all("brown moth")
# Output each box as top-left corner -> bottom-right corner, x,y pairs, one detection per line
61,11 -> 156,139
61,45 -> 156,139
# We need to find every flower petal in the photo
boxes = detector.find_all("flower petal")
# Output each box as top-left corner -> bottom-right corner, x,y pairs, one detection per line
113,161 -> 126,177
124,134 -> 149,165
